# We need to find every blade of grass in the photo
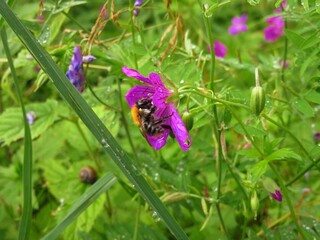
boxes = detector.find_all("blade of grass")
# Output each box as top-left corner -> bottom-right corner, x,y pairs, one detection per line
1,27 -> 33,240
42,172 -> 117,240
0,2 -> 188,239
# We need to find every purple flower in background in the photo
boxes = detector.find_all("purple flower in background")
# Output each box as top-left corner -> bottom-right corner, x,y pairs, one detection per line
270,189 -> 282,202
228,14 -> 248,35
208,40 -> 227,58
264,1 -> 286,42
275,0 -> 287,12
314,132 -> 320,144
82,55 -> 96,64
66,47 -> 95,93
133,0 -> 143,16
264,16 -> 285,42
66,46 -> 85,93
122,66 -> 191,151
26,111 -> 36,125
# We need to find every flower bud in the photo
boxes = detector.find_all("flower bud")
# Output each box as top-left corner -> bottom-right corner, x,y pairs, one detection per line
182,111 -> 194,131
250,68 -> 266,116
250,86 -> 265,116
250,190 -> 259,220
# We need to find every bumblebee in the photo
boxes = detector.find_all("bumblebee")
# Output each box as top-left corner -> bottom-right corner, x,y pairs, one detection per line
131,98 -> 171,137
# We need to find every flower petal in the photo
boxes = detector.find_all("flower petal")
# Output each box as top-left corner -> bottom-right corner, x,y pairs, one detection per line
146,129 -> 171,150
122,66 -> 152,84
167,104 -> 191,151
148,73 -> 172,108
125,86 -> 155,108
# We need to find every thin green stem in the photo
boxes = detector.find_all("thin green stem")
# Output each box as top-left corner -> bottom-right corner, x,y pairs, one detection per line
74,120 -> 100,167
116,78 -> 139,163
269,164 -> 308,239
286,157 -> 320,186
281,10 -> 288,83
62,11 -> 90,33
128,0 -> 138,69
1,27 -> 33,240
262,114 -> 320,169
133,197 -> 141,240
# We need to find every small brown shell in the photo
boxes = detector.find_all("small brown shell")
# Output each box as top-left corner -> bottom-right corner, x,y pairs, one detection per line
79,166 -> 97,184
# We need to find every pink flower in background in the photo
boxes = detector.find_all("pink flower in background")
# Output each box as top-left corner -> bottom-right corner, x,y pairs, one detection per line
264,1 -> 286,42
264,16 -> 285,42
207,40 -> 227,58
228,14 -> 248,35
133,0 -> 143,16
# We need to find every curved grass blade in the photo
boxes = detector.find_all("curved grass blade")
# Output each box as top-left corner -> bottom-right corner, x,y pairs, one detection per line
42,172 -> 117,240
0,2 -> 188,239
1,27 -> 33,240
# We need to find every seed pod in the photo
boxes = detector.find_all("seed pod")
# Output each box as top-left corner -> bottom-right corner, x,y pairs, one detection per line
250,68 -> 266,116
79,166 -> 97,184
182,111 -> 194,131
250,191 -> 259,220
250,86 -> 265,116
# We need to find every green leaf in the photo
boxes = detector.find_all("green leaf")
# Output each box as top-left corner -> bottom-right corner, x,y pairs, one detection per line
301,0 -> 309,11
317,0 -> 320,13
294,98 -> 315,118
0,100 -> 62,145
264,148 -> 302,162
305,90 -> 320,104
42,172 -> 117,240
250,160 -> 268,181
285,30 -> 305,49
234,123 -> 267,138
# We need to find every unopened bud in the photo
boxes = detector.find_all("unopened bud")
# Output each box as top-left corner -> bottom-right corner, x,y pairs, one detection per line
250,68 -> 265,116
182,111 -> 194,131
250,191 -> 259,220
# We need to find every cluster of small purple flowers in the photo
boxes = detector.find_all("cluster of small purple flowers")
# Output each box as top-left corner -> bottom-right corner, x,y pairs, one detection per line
208,1 -> 286,58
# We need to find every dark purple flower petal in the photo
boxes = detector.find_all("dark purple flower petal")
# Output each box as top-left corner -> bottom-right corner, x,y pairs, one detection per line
149,73 -> 172,108
213,40 -> 227,58
264,24 -> 284,42
270,189 -> 282,202
167,104 -> 192,151
122,66 -> 152,84
146,129 -> 171,150
125,85 -> 155,108
314,132 -> 320,144
66,46 -> 85,92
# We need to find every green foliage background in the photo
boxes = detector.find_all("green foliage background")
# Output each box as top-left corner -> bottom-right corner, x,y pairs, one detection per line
1,0 -> 320,239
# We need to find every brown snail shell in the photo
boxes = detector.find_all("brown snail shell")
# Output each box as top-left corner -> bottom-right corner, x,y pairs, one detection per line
79,166 -> 97,184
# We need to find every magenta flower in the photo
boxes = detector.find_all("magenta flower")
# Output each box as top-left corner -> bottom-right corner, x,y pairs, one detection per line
275,0 -> 287,12
264,16 -> 285,42
208,40 -> 227,58
228,14 -> 248,35
66,47 -> 95,93
270,189 -> 282,202
122,66 -> 191,151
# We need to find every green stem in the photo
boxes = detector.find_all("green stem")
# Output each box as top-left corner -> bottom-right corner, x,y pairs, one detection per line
262,114 -> 319,169
129,0 -> 138,69
269,164 -> 308,239
286,157 -> 320,186
281,9 -> 288,83
74,120 -> 100,167
1,27 -> 33,240
116,78 -> 139,163
133,197 -> 141,240
62,11 -> 90,33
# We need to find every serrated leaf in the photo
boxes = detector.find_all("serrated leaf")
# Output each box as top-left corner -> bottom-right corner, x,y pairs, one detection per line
0,100 -> 66,145
251,160 -> 268,181
285,30 -> 305,49
264,148 -> 302,162
294,98 -> 315,118
234,123 -> 267,138
305,90 -> 320,104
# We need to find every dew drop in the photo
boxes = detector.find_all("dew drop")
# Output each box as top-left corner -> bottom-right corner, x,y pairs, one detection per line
152,211 -> 161,222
